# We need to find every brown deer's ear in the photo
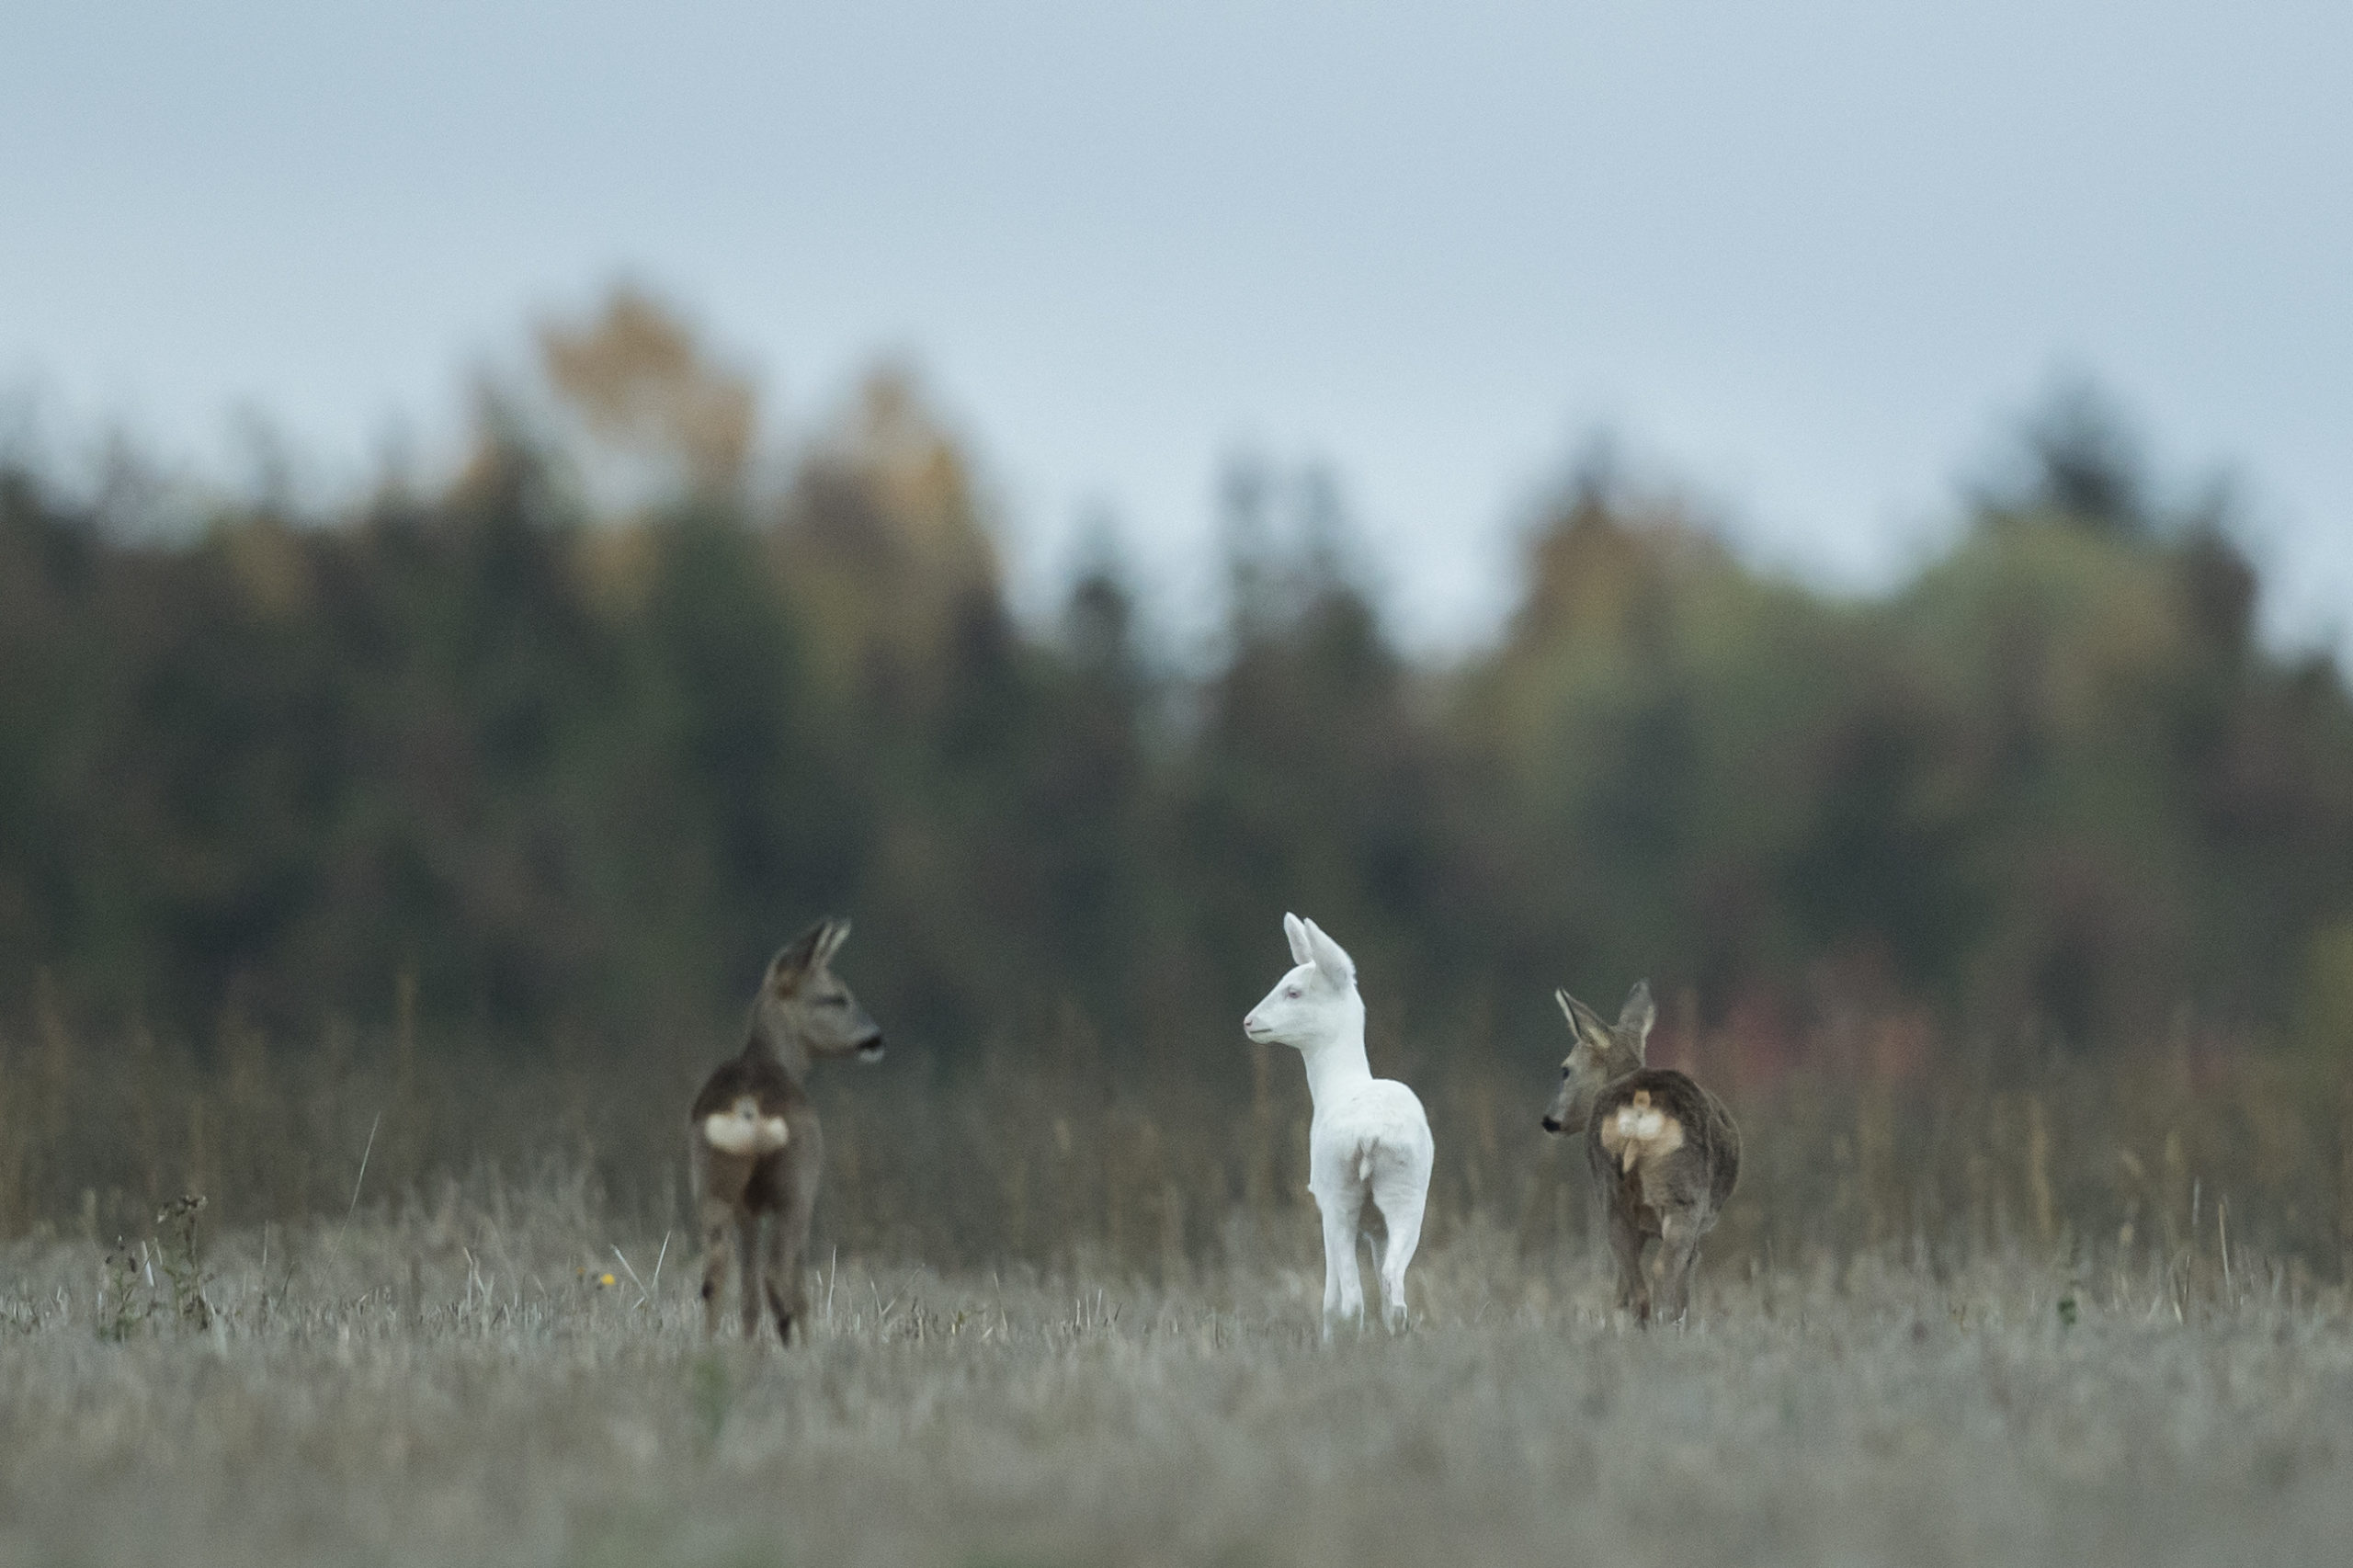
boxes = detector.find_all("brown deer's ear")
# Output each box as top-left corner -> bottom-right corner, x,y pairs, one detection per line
767,921 -> 829,995
1555,988 -> 1614,1051
1619,980 -> 1656,1059
817,917 -> 852,968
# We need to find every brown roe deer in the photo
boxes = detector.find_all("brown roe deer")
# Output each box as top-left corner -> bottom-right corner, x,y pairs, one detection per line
689,917 -> 882,1344
1541,981 -> 1739,1325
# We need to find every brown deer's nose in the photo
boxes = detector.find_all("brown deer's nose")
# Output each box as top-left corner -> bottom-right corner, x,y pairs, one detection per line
1541,1115 -> 1563,1133
856,1032 -> 885,1062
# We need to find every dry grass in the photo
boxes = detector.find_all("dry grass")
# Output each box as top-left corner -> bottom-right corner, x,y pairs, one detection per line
8,1001 -> 2353,1274
7,1008 -> 2353,1564
6,1177 -> 2353,1568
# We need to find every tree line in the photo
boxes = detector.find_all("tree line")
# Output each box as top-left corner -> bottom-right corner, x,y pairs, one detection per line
5,291 -> 2350,1081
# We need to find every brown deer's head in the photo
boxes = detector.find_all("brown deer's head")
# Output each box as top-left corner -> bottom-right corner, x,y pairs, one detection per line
753,918 -> 884,1067
1542,980 -> 1654,1136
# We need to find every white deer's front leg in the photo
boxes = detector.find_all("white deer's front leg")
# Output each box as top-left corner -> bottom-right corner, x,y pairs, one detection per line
1316,1193 -> 1366,1339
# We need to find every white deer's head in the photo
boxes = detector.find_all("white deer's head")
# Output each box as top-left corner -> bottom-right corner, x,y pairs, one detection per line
1243,913 -> 1363,1054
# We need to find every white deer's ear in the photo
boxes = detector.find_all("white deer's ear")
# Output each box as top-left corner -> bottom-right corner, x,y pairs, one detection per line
1283,912 -> 1313,967
818,917 -> 853,967
1619,980 -> 1656,1057
1302,918 -> 1356,985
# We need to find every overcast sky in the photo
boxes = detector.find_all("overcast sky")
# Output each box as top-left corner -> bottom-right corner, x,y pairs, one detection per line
6,1 -> 2348,656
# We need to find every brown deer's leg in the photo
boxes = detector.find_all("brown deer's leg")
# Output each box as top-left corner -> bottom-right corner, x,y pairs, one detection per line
767,1166 -> 818,1346
735,1212 -> 763,1337
763,1218 -> 802,1346
698,1194 -> 733,1339
1655,1210 -> 1703,1324
1607,1201 -> 1651,1323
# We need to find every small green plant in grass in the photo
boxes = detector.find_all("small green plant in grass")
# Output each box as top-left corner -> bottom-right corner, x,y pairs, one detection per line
97,1238 -> 153,1342
154,1195 -> 213,1331
688,1353 -> 733,1455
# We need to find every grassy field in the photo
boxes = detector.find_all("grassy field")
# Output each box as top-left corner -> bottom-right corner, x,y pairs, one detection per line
6,1177 -> 2353,1568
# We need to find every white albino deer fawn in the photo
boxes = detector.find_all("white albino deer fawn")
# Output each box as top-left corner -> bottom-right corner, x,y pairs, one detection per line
1245,913 -> 1434,1337
1541,980 -> 1740,1325
689,917 -> 883,1344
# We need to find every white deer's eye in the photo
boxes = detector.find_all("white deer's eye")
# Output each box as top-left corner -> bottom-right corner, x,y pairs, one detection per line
1284,986 -> 1302,999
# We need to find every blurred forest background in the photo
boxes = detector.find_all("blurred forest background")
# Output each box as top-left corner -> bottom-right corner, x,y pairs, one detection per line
6,290 -> 2353,1270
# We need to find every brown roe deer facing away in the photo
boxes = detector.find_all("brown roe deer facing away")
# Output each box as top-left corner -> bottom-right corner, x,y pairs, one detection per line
1541,981 -> 1740,1325
690,917 -> 883,1344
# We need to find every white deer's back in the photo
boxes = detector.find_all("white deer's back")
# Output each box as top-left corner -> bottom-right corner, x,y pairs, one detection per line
1310,1077 -> 1432,1197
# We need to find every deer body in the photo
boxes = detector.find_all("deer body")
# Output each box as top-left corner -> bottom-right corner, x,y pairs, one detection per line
1246,913 -> 1434,1337
690,918 -> 882,1345
1543,982 -> 1739,1324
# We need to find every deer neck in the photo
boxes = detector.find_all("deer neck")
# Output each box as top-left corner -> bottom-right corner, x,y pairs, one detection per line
746,1019 -> 812,1084
1297,999 -> 1374,1110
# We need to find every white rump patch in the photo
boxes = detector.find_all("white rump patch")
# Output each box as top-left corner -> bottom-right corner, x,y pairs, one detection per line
703,1095 -> 790,1156
1598,1089 -> 1684,1174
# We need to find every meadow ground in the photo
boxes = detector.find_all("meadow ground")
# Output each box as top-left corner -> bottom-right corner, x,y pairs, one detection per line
5,1184 -> 2352,1568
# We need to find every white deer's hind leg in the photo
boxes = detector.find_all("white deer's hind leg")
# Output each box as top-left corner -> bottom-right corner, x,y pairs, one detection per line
1370,1173 -> 1427,1333
1316,1191 -> 1367,1339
